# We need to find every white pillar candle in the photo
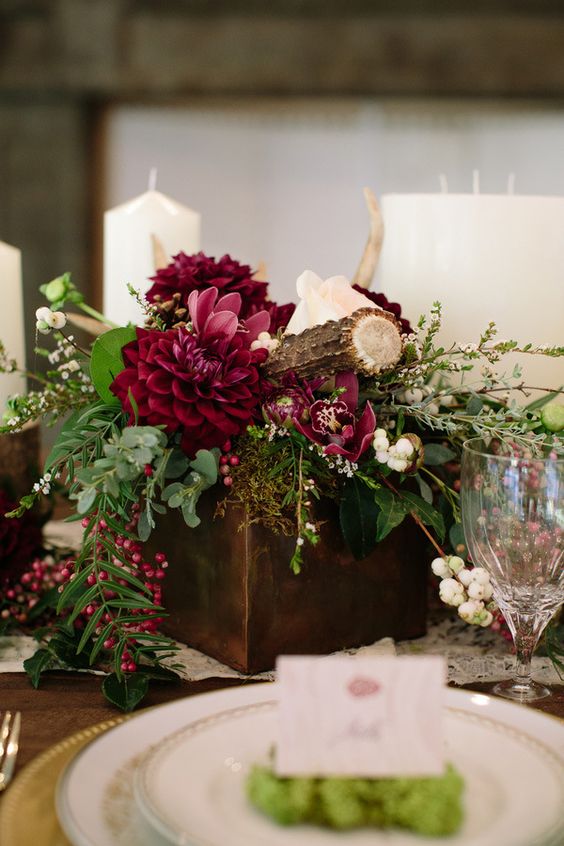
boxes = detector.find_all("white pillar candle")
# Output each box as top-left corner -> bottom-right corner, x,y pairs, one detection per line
0,240 -> 25,413
103,190 -> 200,326
377,194 -> 564,390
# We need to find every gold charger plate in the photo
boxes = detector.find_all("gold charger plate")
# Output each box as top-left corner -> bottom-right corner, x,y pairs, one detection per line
0,716 -> 127,846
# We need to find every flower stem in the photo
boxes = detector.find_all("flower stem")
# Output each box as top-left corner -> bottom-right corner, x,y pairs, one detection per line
79,302 -> 118,328
379,474 -> 446,558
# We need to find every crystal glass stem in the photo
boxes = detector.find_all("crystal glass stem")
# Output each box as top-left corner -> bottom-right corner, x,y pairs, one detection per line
495,608 -> 552,701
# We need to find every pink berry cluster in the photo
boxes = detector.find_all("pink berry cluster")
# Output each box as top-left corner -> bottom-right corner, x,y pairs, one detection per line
218,439 -> 240,488
1,554 -> 73,626
74,504 -> 169,673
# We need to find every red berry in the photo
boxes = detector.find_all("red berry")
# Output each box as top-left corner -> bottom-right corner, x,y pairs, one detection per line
229,455 -> 240,467
144,464 -> 153,477
223,476 -> 233,487
219,455 -> 229,465
221,440 -> 232,453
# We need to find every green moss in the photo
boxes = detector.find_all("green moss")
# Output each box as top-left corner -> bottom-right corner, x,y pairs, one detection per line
247,763 -> 464,836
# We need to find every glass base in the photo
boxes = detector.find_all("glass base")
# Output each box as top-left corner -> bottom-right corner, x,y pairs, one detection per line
492,678 -> 551,702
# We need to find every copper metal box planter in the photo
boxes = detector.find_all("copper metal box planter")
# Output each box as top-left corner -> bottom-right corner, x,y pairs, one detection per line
149,493 -> 427,674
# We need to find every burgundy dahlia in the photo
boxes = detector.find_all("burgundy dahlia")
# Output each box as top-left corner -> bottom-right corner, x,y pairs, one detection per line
111,288 -> 270,457
294,372 -> 376,463
352,285 -> 413,335
147,252 -> 268,320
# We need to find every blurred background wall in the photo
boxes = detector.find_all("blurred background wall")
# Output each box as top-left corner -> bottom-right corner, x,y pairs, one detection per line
2,0 -> 564,367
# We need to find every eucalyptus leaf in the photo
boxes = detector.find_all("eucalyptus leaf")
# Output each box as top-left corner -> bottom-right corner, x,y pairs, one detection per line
466,395 -> 483,416
77,487 -> 97,514
189,449 -> 219,486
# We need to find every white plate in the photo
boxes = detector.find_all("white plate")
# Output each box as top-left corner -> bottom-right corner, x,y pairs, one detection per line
56,685 -> 564,846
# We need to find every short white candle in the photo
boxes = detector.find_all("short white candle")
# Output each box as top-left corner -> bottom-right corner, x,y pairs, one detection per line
0,240 -> 25,413
103,189 -> 200,326
378,193 -> 564,390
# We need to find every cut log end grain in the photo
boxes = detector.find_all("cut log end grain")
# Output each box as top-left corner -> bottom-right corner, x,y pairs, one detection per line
265,307 -> 403,381
349,309 -> 403,373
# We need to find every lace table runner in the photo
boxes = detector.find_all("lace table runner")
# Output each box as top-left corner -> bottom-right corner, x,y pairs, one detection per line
1,520 -> 560,686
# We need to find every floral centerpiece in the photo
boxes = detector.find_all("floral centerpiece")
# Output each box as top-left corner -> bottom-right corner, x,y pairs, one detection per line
1,199 -> 563,709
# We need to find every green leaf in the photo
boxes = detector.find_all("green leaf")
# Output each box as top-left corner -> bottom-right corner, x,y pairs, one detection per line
165,449 -> 190,478
77,487 -> 97,514
136,664 -> 180,683
401,491 -> 446,542
423,443 -> 456,466
339,477 -> 379,560
90,327 -> 136,404
373,489 -> 408,542
137,507 -> 154,542
44,410 -> 82,470
23,648 -> 53,689
415,473 -> 434,504
466,395 -> 483,416
181,503 -> 201,528
189,449 -> 219,486
102,672 -> 150,711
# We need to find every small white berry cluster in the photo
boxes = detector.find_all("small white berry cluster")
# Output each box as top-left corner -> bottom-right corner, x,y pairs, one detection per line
432,555 -> 494,627
250,331 -> 280,354
373,429 -> 418,473
395,384 -> 455,416
32,472 -> 52,495
36,307 -> 67,335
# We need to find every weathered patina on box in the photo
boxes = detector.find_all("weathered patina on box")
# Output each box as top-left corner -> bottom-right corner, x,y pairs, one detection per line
149,493 -> 427,674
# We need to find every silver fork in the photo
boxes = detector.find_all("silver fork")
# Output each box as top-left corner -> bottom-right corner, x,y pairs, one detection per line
0,711 -> 21,791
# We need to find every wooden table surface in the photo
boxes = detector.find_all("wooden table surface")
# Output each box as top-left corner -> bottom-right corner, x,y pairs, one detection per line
0,672 -> 563,779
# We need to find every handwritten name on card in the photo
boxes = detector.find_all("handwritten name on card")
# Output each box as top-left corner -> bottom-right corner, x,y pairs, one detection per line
275,655 -> 446,778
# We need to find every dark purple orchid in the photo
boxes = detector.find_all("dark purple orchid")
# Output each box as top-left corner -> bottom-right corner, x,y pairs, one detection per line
294,372 -> 376,463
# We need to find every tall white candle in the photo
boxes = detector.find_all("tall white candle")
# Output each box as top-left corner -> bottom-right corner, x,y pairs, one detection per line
377,194 -> 564,390
103,190 -> 200,326
0,241 -> 25,413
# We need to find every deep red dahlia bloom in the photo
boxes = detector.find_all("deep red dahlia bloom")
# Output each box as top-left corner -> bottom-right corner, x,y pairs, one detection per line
146,252 -> 267,319
110,288 -> 269,457
352,285 -> 413,335
294,372 -> 376,463
147,251 -> 295,331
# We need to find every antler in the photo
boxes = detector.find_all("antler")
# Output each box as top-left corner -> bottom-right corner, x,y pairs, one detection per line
151,233 -> 168,271
351,187 -> 384,290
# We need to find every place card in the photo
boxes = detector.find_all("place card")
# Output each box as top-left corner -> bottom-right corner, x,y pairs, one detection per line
275,655 -> 446,777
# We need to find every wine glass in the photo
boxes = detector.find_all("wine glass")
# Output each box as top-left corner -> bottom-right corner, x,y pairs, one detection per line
461,437 -> 564,702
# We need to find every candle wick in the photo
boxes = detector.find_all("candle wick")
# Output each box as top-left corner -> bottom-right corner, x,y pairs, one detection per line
148,167 -> 158,192
507,173 -> 516,195
472,170 -> 480,195
439,174 -> 449,194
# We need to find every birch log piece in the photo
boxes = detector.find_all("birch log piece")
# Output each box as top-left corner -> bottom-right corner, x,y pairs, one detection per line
264,307 -> 402,380
352,187 -> 384,290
